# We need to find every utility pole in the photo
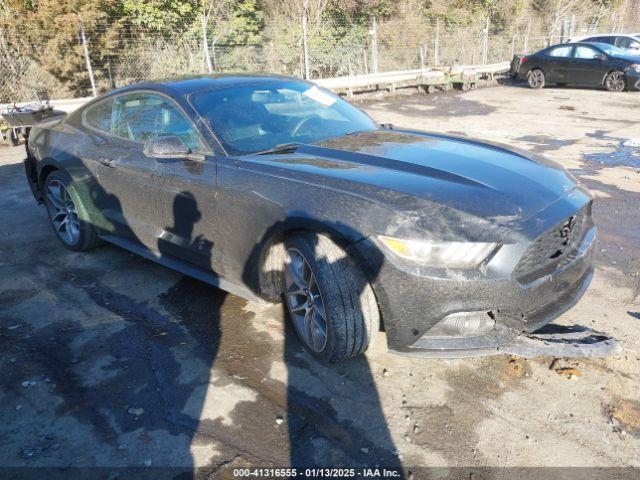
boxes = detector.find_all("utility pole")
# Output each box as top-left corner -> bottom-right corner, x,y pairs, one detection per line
301,0 -> 310,79
80,24 -> 97,97
523,17 -> 531,53
369,16 -> 378,73
211,36 -> 218,71
202,13 -> 213,73
482,16 -> 489,65
434,17 -> 440,66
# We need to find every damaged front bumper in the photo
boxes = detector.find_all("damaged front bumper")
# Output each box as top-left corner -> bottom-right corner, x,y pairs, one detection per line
392,322 -> 619,359
352,194 -> 618,358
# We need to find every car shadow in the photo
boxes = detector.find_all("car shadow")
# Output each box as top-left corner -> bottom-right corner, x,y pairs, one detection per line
502,77 -> 614,92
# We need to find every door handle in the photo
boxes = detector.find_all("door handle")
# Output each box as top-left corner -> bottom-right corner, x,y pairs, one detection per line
98,157 -> 116,168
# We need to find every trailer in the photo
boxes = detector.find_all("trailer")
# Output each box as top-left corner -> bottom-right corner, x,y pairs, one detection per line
449,66 -> 478,91
417,69 -> 451,93
1,101 -> 66,146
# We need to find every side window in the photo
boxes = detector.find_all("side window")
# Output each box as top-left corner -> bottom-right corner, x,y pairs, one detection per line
573,46 -> 598,59
111,93 -> 203,151
547,46 -> 573,57
617,37 -> 640,49
84,99 -> 113,132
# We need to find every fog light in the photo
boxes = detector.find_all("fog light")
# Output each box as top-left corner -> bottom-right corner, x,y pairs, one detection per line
424,311 -> 496,338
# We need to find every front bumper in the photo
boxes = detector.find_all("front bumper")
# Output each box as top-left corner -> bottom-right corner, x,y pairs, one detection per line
350,193 -> 602,357
625,70 -> 640,91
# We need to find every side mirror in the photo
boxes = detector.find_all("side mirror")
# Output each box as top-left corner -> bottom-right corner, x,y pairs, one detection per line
143,135 -> 203,161
595,54 -> 607,61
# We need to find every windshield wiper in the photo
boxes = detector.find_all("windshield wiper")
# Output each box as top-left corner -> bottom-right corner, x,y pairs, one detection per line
255,143 -> 300,155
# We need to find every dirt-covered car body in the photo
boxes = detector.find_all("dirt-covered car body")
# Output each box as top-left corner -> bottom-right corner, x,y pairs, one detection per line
25,75 -> 597,356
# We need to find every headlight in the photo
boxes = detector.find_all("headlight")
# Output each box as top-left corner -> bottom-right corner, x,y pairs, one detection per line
378,235 -> 498,268
628,64 -> 640,73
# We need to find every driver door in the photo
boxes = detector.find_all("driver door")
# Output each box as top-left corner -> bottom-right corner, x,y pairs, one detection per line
135,96 -> 221,273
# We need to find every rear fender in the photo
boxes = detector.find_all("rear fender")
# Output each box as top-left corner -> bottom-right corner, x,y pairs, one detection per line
34,158 -> 64,201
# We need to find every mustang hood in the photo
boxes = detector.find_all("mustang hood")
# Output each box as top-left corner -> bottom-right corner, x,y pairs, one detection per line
246,129 -> 580,235
316,130 -> 577,219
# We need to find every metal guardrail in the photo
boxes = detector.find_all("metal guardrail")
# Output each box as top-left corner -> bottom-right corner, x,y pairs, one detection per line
314,61 -> 511,93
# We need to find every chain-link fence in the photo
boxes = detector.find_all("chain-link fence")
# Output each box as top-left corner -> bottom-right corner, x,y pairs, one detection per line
2,14 -> 639,103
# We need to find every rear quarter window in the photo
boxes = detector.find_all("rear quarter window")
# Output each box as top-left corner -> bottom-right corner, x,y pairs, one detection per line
84,99 -> 113,132
546,46 -> 573,57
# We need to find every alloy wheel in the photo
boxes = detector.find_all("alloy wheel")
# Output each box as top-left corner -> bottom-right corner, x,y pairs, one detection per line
528,70 -> 544,88
45,179 -> 80,245
606,71 -> 625,92
284,248 -> 328,352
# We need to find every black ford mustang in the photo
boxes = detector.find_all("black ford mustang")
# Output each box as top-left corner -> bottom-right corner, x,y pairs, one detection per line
25,75 -> 610,362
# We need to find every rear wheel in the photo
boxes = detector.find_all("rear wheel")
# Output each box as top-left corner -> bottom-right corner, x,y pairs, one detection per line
604,70 -> 625,92
527,69 -> 545,89
283,232 -> 379,363
43,170 -> 101,251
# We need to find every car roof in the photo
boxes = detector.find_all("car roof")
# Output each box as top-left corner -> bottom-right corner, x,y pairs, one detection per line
108,73 -> 311,98
569,33 -> 638,41
545,42 -> 606,50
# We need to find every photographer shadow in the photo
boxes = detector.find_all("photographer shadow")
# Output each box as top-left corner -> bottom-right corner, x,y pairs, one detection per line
244,224 -> 405,472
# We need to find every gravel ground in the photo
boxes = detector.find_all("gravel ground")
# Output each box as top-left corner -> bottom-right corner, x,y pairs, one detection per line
0,84 -> 639,479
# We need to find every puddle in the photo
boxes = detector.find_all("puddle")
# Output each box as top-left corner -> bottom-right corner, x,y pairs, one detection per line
514,135 -> 577,153
583,145 -> 640,168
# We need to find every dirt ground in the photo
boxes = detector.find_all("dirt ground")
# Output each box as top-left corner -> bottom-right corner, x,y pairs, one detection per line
1,84 -> 639,478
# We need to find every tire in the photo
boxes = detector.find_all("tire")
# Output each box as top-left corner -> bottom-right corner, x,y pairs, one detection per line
43,170 -> 101,251
23,127 -> 31,157
604,70 -> 625,92
9,128 -> 20,146
282,232 -> 379,363
426,85 -> 436,94
527,68 -> 545,89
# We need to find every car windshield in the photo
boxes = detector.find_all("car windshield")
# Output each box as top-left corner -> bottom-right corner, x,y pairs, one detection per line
190,81 -> 378,155
594,43 -> 627,56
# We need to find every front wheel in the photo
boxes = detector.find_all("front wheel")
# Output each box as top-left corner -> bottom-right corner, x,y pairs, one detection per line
527,69 -> 546,89
604,70 -> 625,92
283,232 -> 379,363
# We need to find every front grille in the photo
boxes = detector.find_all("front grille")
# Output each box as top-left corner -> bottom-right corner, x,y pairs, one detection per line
513,205 -> 590,281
